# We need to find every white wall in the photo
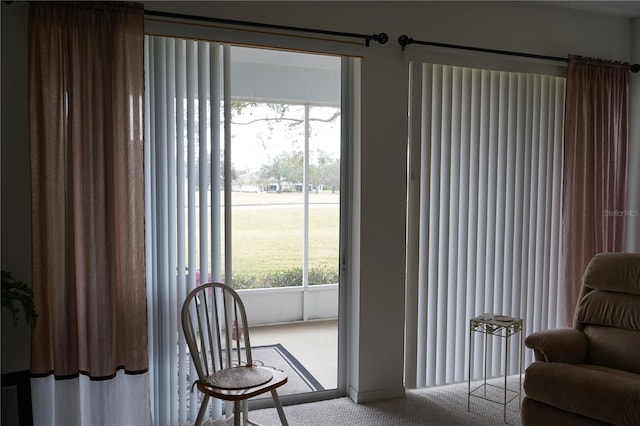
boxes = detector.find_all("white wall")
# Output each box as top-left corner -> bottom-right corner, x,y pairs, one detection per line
1,2 -> 31,374
2,1 -> 636,406
627,18 -> 640,252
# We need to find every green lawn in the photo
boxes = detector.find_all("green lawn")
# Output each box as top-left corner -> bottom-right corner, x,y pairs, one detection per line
230,205 -> 339,274
194,191 -> 341,287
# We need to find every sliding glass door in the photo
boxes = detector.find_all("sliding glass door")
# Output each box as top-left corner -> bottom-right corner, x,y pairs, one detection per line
145,37 -> 348,424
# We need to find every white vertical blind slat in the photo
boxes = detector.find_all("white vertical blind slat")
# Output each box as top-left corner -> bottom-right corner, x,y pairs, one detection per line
537,76 -> 551,335
144,35 -> 157,423
522,74 -> 534,348
198,41 -> 210,295
549,79 -> 565,329
439,65 -> 452,386
223,45 -> 233,289
416,64 -> 432,389
186,39 -> 198,307
414,63 -> 565,386
504,74 -> 518,322
431,65 -> 446,386
451,67 -> 466,383
459,67 -> 473,383
146,35 -> 223,425
153,36 -> 172,424
175,38 -> 188,425
164,37 -> 179,426
211,44 -> 222,283
443,66 -> 455,385
477,70 -> 489,317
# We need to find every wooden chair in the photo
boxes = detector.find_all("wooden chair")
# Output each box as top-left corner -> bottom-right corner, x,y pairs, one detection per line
181,282 -> 289,426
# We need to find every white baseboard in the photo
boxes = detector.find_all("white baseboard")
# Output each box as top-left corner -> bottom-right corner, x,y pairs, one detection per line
348,385 -> 406,403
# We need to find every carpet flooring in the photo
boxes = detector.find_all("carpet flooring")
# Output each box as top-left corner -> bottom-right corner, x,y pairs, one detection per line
246,376 -> 523,426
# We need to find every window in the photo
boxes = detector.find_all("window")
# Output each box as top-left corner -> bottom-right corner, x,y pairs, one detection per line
225,47 -> 341,290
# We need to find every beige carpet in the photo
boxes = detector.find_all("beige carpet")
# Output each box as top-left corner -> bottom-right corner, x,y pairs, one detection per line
246,377 -> 522,426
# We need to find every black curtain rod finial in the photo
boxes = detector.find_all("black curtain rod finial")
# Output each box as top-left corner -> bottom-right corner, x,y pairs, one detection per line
376,33 -> 389,45
366,32 -> 389,47
398,35 -> 413,50
631,63 -> 640,73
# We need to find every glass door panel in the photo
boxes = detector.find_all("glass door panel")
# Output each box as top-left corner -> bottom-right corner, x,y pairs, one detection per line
226,46 -> 342,396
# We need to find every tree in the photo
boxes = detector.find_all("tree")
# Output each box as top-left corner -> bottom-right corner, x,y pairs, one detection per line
232,102 -> 341,192
260,151 -> 303,192
309,150 -> 340,193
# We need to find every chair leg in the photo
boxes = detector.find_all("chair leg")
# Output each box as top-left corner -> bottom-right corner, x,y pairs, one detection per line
271,390 -> 288,426
234,401 -> 241,426
242,400 -> 249,426
195,395 -> 210,426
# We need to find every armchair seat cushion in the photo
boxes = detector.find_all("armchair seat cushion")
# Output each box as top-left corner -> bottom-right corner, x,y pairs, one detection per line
524,361 -> 640,426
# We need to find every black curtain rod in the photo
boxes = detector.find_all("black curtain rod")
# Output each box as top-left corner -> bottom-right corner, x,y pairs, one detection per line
398,35 -> 640,73
145,10 -> 389,47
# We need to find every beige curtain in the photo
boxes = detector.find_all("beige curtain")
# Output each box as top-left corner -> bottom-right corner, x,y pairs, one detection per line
29,2 -> 147,379
562,55 -> 629,326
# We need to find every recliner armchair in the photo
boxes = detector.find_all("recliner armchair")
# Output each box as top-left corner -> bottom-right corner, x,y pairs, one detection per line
522,252 -> 640,426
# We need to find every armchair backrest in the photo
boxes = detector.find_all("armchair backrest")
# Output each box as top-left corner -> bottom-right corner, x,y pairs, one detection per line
575,252 -> 640,373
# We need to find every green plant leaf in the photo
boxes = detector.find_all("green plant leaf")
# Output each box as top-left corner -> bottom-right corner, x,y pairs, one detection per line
1,270 -> 37,327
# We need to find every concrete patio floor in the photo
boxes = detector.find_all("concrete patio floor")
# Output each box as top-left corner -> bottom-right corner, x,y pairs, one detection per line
249,319 -> 338,390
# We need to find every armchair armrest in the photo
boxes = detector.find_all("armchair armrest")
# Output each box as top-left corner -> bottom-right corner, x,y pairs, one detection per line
525,328 -> 588,364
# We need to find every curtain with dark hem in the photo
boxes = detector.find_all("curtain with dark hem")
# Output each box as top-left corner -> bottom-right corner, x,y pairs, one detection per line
29,2 -> 151,424
562,55 -> 629,327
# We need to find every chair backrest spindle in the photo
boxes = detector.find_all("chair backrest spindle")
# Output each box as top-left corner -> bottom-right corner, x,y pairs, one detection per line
195,296 -> 211,377
202,292 -> 218,375
181,282 -> 256,382
211,289 -> 223,371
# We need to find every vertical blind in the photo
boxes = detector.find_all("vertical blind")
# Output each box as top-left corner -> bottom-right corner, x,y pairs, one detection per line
145,35 -> 224,425
409,63 -> 566,387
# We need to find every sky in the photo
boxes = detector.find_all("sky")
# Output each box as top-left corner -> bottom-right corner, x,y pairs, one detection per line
229,103 -> 341,173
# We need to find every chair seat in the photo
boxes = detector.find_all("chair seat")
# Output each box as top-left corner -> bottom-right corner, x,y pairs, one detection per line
206,366 -> 274,390
524,361 -> 640,426
198,366 -> 288,401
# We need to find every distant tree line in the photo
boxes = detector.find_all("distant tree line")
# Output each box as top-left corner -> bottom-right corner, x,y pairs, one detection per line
259,150 -> 339,193
190,101 -> 340,192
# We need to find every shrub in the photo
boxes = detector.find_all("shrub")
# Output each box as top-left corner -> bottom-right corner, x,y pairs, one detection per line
231,266 -> 339,290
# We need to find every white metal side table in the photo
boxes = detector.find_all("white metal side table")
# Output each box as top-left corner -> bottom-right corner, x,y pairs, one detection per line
468,313 -> 523,423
